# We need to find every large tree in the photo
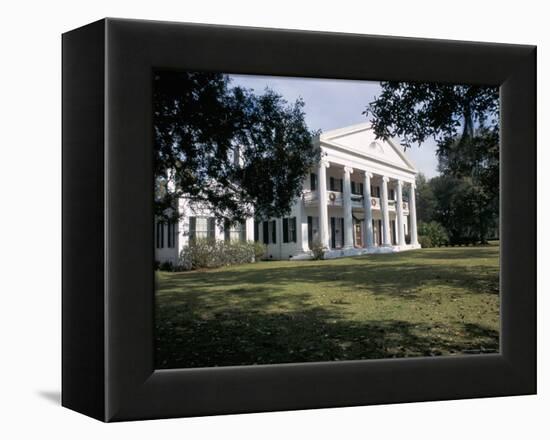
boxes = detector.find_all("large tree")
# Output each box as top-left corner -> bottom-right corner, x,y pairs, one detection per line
366,82 -> 499,243
415,173 -> 436,223
366,82 -> 499,149
154,71 -> 319,223
430,175 -> 494,245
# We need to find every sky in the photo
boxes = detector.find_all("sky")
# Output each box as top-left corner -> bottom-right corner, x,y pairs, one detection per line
229,74 -> 439,179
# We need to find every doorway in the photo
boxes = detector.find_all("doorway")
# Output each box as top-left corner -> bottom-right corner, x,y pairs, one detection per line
354,220 -> 362,248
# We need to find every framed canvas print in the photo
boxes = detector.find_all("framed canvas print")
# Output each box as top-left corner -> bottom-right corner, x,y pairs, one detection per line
62,18 -> 536,422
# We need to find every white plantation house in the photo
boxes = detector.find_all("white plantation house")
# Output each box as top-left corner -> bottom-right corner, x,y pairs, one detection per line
155,122 -> 420,264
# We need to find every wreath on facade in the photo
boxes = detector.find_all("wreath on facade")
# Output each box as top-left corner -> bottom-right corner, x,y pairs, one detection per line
329,192 -> 336,202
371,199 -> 377,207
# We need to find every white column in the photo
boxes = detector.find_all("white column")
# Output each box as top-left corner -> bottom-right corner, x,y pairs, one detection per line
296,197 -> 309,252
396,180 -> 406,246
318,159 -> 330,249
245,217 -> 255,241
342,166 -> 354,248
381,176 -> 392,246
409,182 -> 419,246
362,171 -> 374,248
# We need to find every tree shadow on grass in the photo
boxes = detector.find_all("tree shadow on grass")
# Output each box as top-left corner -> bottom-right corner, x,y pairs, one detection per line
155,303 -> 499,369
155,246 -> 500,368
159,261 -> 499,301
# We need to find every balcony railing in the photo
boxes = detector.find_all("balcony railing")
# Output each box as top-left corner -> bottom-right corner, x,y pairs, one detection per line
302,190 -> 408,211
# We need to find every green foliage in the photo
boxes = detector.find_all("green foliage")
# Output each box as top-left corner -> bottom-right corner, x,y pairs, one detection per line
180,238 -> 262,270
437,129 -> 499,243
418,235 -> 433,249
154,71 -> 320,224
158,261 -> 175,272
309,239 -> 326,260
430,176 -> 494,245
367,83 -> 499,244
415,173 -> 436,223
253,241 -> 267,261
365,82 -> 499,149
418,221 -> 448,247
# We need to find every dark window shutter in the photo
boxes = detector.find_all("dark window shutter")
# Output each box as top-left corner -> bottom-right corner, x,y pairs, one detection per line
310,173 -> 317,191
263,221 -> 269,244
351,181 -> 356,194
291,217 -> 297,242
156,222 -> 162,248
341,218 -> 345,247
307,216 -> 313,243
254,221 -> 259,242
167,222 -> 174,248
207,218 -> 215,240
189,217 -> 196,242
283,218 -> 289,243
330,217 -> 336,249
330,177 -> 335,191
340,179 -> 344,192
272,220 -> 277,244
360,183 -> 364,195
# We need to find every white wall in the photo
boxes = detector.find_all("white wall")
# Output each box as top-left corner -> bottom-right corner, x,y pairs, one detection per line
2,2 -> 546,440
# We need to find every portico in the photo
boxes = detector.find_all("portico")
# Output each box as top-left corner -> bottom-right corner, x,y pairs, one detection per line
305,160 -> 419,258
292,122 -> 421,259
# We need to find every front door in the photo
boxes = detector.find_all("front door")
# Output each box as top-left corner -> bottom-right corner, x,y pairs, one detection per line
354,221 -> 362,248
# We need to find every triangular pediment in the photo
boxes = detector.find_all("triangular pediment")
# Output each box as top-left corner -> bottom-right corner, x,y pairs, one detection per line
320,123 -> 416,171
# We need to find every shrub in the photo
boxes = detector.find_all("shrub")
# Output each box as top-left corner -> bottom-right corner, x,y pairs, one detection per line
158,261 -> 174,272
180,238 -> 260,270
418,235 -> 433,248
418,221 -> 448,247
222,240 -> 255,265
310,239 -> 326,260
252,241 -> 267,261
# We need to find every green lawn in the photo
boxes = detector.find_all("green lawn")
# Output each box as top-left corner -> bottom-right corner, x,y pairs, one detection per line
155,243 -> 500,369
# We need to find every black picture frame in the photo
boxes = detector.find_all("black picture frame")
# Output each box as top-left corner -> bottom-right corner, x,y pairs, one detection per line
62,18 -> 536,422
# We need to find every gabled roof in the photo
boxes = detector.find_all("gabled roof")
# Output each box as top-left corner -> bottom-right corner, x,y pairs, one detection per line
319,122 -> 417,172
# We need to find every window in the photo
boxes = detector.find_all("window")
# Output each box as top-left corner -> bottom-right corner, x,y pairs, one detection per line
189,216 -> 215,241
264,220 -> 277,244
350,182 -> 364,195
329,177 -> 343,192
390,189 -> 395,200
289,217 -> 297,243
330,217 -> 344,249
167,221 -> 176,248
283,217 -> 297,243
225,221 -> 246,242
156,221 -> 164,248
310,173 -> 317,191
371,185 -> 381,197
307,216 -> 319,245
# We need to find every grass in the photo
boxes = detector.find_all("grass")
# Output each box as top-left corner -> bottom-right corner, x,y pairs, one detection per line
155,242 -> 500,369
